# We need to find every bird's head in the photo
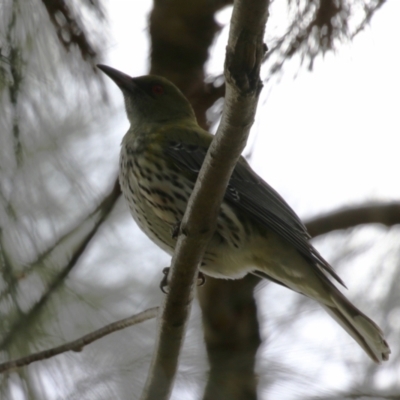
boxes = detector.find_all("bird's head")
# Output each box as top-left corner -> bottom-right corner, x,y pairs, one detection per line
97,65 -> 196,128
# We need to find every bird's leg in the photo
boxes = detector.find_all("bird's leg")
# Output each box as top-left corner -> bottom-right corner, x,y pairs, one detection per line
171,221 -> 181,239
197,271 -> 206,286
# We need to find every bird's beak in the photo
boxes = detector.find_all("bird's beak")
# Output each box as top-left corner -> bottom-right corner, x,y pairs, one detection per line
97,64 -> 136,93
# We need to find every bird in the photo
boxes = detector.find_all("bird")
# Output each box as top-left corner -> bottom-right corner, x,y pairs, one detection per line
97,64 -> 390,363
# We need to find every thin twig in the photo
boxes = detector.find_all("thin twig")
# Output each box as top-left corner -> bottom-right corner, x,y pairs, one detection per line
0,307 -> 159,374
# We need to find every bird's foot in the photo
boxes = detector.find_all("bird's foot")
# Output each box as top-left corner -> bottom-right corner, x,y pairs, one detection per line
159,268 -> 206,294
197,271 -> 206,287
160,267 -> 170,294
171,221 -> 181,239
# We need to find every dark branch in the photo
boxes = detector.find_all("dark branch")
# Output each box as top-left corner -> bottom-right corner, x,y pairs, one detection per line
200,276 -> 261,400
149,0 -> 228,128
306,203 -> 400,238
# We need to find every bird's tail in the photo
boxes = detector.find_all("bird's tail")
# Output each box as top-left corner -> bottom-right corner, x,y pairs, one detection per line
252,268 -> 390,362
320,286 -> 390,363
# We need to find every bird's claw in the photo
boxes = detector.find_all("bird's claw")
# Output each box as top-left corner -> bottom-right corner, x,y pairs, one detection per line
160,267 -> 170,294
197,271 -> 206,287
172,221 -> 181,239
160,268 -> 206,294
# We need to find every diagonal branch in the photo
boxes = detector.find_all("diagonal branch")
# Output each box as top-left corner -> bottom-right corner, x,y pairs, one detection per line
305,203 -> 400,238
0,307 -> 158,374
0,179 -> 121,351
140,1 -> 269,399
26,179 -> 121,274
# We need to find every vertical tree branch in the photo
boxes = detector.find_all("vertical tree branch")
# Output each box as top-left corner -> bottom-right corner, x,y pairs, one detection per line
149,0 -> 228,127
200,276 -> 261,400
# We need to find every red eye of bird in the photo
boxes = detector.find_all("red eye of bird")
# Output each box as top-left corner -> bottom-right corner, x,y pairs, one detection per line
152,84 -> 164,95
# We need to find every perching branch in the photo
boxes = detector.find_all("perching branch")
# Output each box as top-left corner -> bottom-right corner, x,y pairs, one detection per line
306,202 -> 400,238
140,1 -> 269,399
0,307 -> 158,374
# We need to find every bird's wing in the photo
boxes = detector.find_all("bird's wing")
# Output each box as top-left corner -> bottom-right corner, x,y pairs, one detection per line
164,139 -> 345,287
